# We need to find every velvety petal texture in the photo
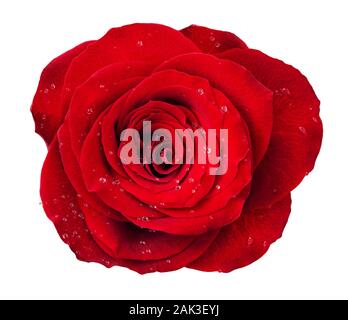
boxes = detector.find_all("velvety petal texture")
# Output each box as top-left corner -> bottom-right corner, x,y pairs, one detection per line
32,23 -> 322,274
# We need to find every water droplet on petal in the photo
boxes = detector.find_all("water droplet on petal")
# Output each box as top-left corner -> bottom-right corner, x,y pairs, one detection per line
50,83 -> 56,90
272,188 -> 278,193
99,177 -> 107,184
215,184 -> 221,190
220,105 -> 228,113
136,40 -> 144,47
197,88 -> 204,96
145,249 -> 152,254
247,236 -> 254,246
312,117 -> 319,123
275,87 -> 291,96
188,177 -> 194,183
86,107 -> 94,115
119,188 -> 124,192
62,233 -> 69,240
43,88 -> 49,94
192,189 -> 196,194
166,258 -> 172,264
175,185 -> 182,191
139,240 -> 146,245
112,178 -> 120,185
62,217 -> 68,222
298,126 -> 307,134
209,35 -> 216,41
215,42 -> 221,48
209,215 -> 214,220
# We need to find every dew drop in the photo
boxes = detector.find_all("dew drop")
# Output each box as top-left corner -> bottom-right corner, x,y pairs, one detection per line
197,88 -> 204,95
43,88 -> 49,94
62,217 -> 68,222
215,184 -> 221,190
188,177 -> 195,183
247,236 -> 254,246
209,215 -> 214,220
139,240 -> 146,245
136,40 -> 144,47
145,249 -> 152,254
220,105 -> 228,113
86,107 -> 94,115
99,177 -> 107,184
298,126 -> 307,134
175,185 -> 182,191
215,42 -> 221,48
119,188 -> 124,192
50,83 -> 56,90
312,117 -> 319,123
272,188 -> 278,193
275,87 -> 291,96
263,240 -> 268,247
192,189 -> 196,194
209,35 -> 216,41
112,178 -> 120,185
62,233 -> 69,240
108,150 -> 114,155
166,258 -> 172,264
99,84 -> 105,89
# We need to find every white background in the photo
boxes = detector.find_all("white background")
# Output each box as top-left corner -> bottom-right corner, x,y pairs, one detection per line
0,0 -> 347,300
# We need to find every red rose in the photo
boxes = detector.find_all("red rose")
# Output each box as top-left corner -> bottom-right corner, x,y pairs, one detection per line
31,23 -> 322,273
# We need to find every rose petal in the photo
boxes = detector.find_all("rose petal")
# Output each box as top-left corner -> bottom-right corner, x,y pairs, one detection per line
155,53 -> 274,167
40,138 -> 120,267
219,48 -> 323,207
181,24 -> 247,54
80,203 -> 197,261
62,23 -> 199,112
31,41 -> 93,145
189,194 -> 291,272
